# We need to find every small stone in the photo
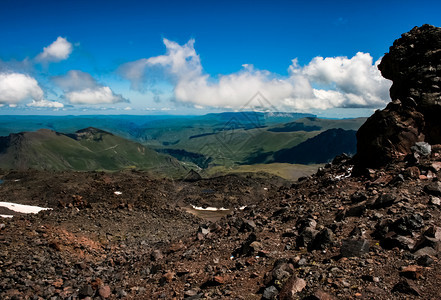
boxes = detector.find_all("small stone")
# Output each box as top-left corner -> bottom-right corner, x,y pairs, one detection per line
198,227 -> 209,235
213,275 -> 225,285
413,235 -> 441,252
262,285 -> 279,300
430,196 -> 441,206
381,235 -> 415,250
296,227 -> 318,248
184,289 -> 199,297
400,265 -> 423,279
79,285 -> 94,297
424,182 -> 441,196
411,142 -> 431,157
309,228 -> 335,250
240,219 -> 257,232
345,202 -> 367,217
151,249 -> 163,261
233,233 -> 257,257
424,225 -> 441,240
340,238 -> 370,257
431,161 -> 441,172
279,276 -> 306,300
416,254 -> 434,266
296,217 -> 317,232
162,272 -> 175,283
413,246 -> 437,258
98,286 -> 111,298
372,193 -> 397,208
350,191 -> 368,203
404,166 -> 420,179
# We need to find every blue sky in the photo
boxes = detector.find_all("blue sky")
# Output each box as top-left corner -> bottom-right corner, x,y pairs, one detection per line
0,0 -> 440,117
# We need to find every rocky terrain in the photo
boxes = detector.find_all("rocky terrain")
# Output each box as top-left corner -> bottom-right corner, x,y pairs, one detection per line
1,24 -> 441,299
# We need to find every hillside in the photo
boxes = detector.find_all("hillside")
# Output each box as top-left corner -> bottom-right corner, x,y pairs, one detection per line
242,129 -> 357,165
271,128 -> 357,164
0,128 -> 186,176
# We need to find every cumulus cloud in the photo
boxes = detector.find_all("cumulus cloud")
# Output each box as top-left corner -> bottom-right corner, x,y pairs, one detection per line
26,99 -> 64,108
0,72 -> 44,104
53,70 -> 128,105
66,86 -> 127,105
37,37 -> 73,62
120,39 -> 391,111
53,70 -> 98,91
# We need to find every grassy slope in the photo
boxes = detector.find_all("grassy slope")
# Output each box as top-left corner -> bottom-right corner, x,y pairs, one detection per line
0,129 -> 186,177
162,128 -> 319,166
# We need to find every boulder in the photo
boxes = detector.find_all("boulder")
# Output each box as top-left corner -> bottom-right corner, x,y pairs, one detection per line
355,25 -> 441,169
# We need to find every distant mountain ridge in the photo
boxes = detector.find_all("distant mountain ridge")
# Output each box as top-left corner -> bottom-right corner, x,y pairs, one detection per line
0,113 -> 367,169
0,128 -> 186,175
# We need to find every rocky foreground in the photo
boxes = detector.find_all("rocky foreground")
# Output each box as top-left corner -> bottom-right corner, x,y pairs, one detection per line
1,24 -> 441,299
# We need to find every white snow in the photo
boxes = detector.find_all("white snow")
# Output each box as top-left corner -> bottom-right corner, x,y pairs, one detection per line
190,204 -> 229,211
0,202 -> 52,214
0,215 -> 13,218
334,166 -> 353,181
114,191 -> 123,195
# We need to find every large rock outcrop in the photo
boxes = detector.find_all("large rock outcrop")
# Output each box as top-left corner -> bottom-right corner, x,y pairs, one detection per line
356,24 -> 441,169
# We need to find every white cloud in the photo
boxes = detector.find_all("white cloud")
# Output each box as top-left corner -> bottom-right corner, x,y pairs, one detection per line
27,99 -> 64,108
66,86 -> 127,105
0,72 -> 44,104
54,70 -> 128,105
120,39 -> 392,111
37,37 -> 73,62
53,70 -> 97,91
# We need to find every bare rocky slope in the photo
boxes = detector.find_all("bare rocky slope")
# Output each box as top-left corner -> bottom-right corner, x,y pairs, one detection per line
1,24 -> 441,300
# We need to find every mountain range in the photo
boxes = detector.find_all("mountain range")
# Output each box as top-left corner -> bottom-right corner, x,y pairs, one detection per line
0,112 -> 367,176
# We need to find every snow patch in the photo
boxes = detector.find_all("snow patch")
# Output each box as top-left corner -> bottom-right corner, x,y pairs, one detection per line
114,191 -> 123,195
334,166 -> 353,181
190,205 -> 229,211
0,215 -> 13,218
0,202 -> 52,214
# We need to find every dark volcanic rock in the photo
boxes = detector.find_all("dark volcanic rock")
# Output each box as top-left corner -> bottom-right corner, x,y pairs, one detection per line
392,279 -> 421,296
355,24 -> 441,169
340,238 -> 370,257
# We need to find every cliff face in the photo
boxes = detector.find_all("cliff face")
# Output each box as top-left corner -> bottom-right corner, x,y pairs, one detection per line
356,24 -> 441,169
